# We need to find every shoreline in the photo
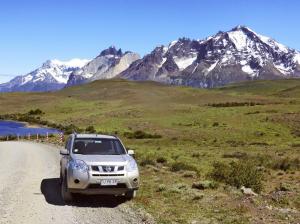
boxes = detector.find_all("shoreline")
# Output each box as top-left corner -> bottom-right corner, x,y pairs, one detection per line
0,120 -> 61,137
0,119 -> 42,128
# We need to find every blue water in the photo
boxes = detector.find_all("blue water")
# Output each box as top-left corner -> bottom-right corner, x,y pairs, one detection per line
0,120 -> 60,136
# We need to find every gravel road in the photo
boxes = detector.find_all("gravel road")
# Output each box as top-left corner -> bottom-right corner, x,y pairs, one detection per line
0,141 -> 150,224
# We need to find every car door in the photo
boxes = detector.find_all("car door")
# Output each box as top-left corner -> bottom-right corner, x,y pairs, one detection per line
61,136 -> 72,177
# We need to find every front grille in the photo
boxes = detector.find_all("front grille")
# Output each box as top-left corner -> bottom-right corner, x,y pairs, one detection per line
91,165 -> 125,172
102,166 -> 115,172
88,183 -> 127,189
92,174 -> 124,177
118,166 -> 124,171
91,166 -> 99,171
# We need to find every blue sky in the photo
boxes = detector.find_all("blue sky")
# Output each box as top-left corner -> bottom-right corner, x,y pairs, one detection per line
0,0 -> 299,83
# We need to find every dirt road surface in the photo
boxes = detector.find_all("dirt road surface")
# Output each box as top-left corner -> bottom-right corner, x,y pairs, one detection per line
0,142 -> 150,224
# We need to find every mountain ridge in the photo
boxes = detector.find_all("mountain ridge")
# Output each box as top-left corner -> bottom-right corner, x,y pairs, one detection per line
1,26 -> 300,92
119,25 -> 300,88
0,59 -> 90,92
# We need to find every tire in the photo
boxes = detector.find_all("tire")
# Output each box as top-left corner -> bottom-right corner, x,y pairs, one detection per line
125,190 -> 136,200
61,175 -> 73,203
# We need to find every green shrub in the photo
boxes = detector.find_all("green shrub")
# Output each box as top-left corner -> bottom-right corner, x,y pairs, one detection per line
28,109 -> 43,115
124,130 -> 162,139
192,180 -> 218,190
182,171 -> 197,178
170,161 -> 198,172
278,183 -> 292,191
229,160 -> 263,193
191,152 -> 200,158
63,124 -> 82,134
208,102 -> 263,107
212,122 -> 219,127
140,155 -> 156,167
156,156 -> 167,164
210,161 -> 231,182
157,184 -> 167,192
272,157 -> 300,171
85,125 -> 96,133
211,160 -> 263,193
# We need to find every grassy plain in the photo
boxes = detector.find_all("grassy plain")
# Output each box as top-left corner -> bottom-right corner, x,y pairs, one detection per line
0,79 -> 299,223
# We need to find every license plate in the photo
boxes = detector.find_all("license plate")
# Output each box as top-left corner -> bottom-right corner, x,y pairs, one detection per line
100,179 -> 118,186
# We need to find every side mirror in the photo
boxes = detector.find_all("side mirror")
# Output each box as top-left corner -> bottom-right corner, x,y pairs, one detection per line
128,150 -> 135,156
60,149 -> 69,156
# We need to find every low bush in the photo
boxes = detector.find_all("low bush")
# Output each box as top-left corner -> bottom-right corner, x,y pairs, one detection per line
211,159 -> 263,193
278,182 -> 292,192
140,155 -> 156,167
28,109 -> 43,115
212,122 -> 219,127
170,161 -> 198,172
124,130 -> 162,139
192,180 -> 218,190
85,125 -> 96,133
223,151 -> 248,159
156,156 -> 167,164
157,184 -> 167,192
191,152 -> 201,158
208,102 -> 263,107
182,171 -> 198,178
291,130 -> 300,137
272,157 -> 300,171
210,161 -> 231,182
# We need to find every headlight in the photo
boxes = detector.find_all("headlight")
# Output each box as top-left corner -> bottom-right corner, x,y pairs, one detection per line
69,159 -> 88,172
127,158 -> 138,172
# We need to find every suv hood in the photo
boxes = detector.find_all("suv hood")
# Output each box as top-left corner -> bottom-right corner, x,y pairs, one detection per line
71,154 -> 131,165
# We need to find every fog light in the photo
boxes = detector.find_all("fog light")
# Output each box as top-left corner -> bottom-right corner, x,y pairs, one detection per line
74,179 -> 80,184
133,178 -> 138,183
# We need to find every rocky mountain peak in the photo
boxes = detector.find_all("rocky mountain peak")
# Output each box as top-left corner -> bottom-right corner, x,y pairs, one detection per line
120,26 -> 300,88
99,46 -> 123,57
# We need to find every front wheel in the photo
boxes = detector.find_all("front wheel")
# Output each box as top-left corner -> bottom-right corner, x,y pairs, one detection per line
61,176 -> 73,203
125,190 -> 137,200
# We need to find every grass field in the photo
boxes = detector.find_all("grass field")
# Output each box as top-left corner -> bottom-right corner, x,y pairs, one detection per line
0,79 -> 299,223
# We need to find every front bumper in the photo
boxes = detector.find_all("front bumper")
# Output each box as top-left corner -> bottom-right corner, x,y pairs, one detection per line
67,167 -> 139,195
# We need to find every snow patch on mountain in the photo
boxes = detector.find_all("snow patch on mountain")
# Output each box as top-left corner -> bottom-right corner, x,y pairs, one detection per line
207,61 -> 219,73
228,30 -> 248,50
169,40 -> 178,49
50,58 -> 90,68
120,25 -> 300,88
242,65 -> 256,76
0,58 -> 89,92
174,55 -> 197,71
294,54 -> 300,64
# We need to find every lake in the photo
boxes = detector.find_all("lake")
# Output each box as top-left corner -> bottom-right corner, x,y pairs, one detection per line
0,120 -> 61,137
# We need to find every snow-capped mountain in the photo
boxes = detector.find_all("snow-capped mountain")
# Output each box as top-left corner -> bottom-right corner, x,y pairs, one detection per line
120,26 -> 300,87
66,46 -> 140,87
2,26 -> 300,92
0,59 -> 90,92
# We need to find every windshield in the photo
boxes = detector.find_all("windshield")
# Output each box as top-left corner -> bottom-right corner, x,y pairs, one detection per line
72,138 -> 126,155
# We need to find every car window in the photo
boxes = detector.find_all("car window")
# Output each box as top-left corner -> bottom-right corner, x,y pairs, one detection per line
65,137 -> 72,151
66,137 -> 72,152
72,138 -> 126,155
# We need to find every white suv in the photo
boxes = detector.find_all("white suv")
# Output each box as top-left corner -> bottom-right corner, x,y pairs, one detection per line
60,133 -> 139,202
